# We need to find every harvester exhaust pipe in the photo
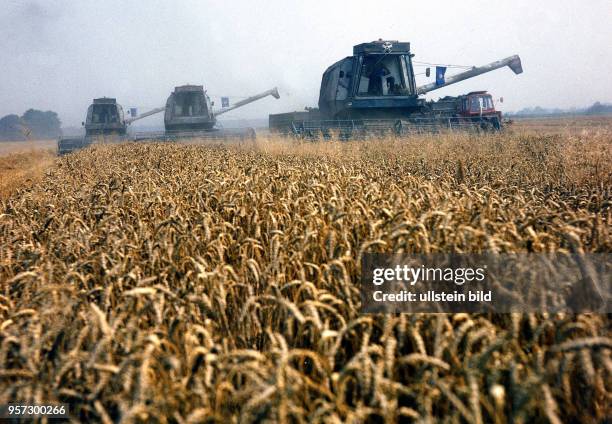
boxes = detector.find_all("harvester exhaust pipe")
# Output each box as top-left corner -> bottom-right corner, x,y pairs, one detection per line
416,55 -> 523,95
214,87 -> 280,117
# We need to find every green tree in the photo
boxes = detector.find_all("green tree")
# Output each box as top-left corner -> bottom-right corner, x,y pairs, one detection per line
585,102 -> 612,115
0,114 -> 26,141
21,109 -> 62,139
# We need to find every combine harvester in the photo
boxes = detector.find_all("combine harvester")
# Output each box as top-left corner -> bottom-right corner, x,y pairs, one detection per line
58,86 -> 280,154
58,98 -> 130,155
269,40 -> 523,139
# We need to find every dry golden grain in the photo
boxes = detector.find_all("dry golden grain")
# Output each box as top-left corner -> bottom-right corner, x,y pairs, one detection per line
0,125 -> 610,421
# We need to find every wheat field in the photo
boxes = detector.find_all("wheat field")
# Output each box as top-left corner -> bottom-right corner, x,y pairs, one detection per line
0,141 -> 56,200
0,128 -> 610,422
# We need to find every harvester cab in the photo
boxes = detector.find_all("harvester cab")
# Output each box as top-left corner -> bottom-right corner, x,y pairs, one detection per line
164,85 -> 215,132
318,40 -> 422,119
461,92 -> 498,117
84,98 -> 127,136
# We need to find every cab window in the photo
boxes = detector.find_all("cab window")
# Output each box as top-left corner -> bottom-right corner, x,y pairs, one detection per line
174,92 -> 203,116
357,55 -> 411,96
470,97 -> 481,113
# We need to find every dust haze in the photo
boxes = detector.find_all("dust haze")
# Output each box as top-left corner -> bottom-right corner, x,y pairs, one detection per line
1,0 -> 611,126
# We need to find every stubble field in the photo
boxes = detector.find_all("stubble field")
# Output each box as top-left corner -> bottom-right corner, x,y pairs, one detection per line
0,125 -> 611,422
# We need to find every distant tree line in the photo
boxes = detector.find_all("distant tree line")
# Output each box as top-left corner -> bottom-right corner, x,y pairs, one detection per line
584,102 -> 612,115
0,109 -> 62,141
507,101 -> 612,117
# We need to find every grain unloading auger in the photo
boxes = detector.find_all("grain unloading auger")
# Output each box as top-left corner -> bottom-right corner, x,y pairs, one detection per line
58,86 -> 280,154
415,55 -> 523,95
269,40 -> 523,139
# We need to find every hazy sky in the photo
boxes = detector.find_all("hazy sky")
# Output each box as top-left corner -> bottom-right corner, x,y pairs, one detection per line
2,0 -> 611,126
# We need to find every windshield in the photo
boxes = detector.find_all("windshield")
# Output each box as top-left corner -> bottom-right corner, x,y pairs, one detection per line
92,104 -> 119,123
357,55 -> 411,96
470,96 -> 494,112
174,92 -> 204,116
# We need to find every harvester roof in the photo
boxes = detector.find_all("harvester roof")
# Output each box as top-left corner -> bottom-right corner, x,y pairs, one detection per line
353,40 -> 411,55
93,97 -> 117,104
174,85 -> 204,93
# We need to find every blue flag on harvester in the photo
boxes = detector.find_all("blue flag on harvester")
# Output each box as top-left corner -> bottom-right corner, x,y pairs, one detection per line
221,97 -> 230,108
436,66 -> 446,86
